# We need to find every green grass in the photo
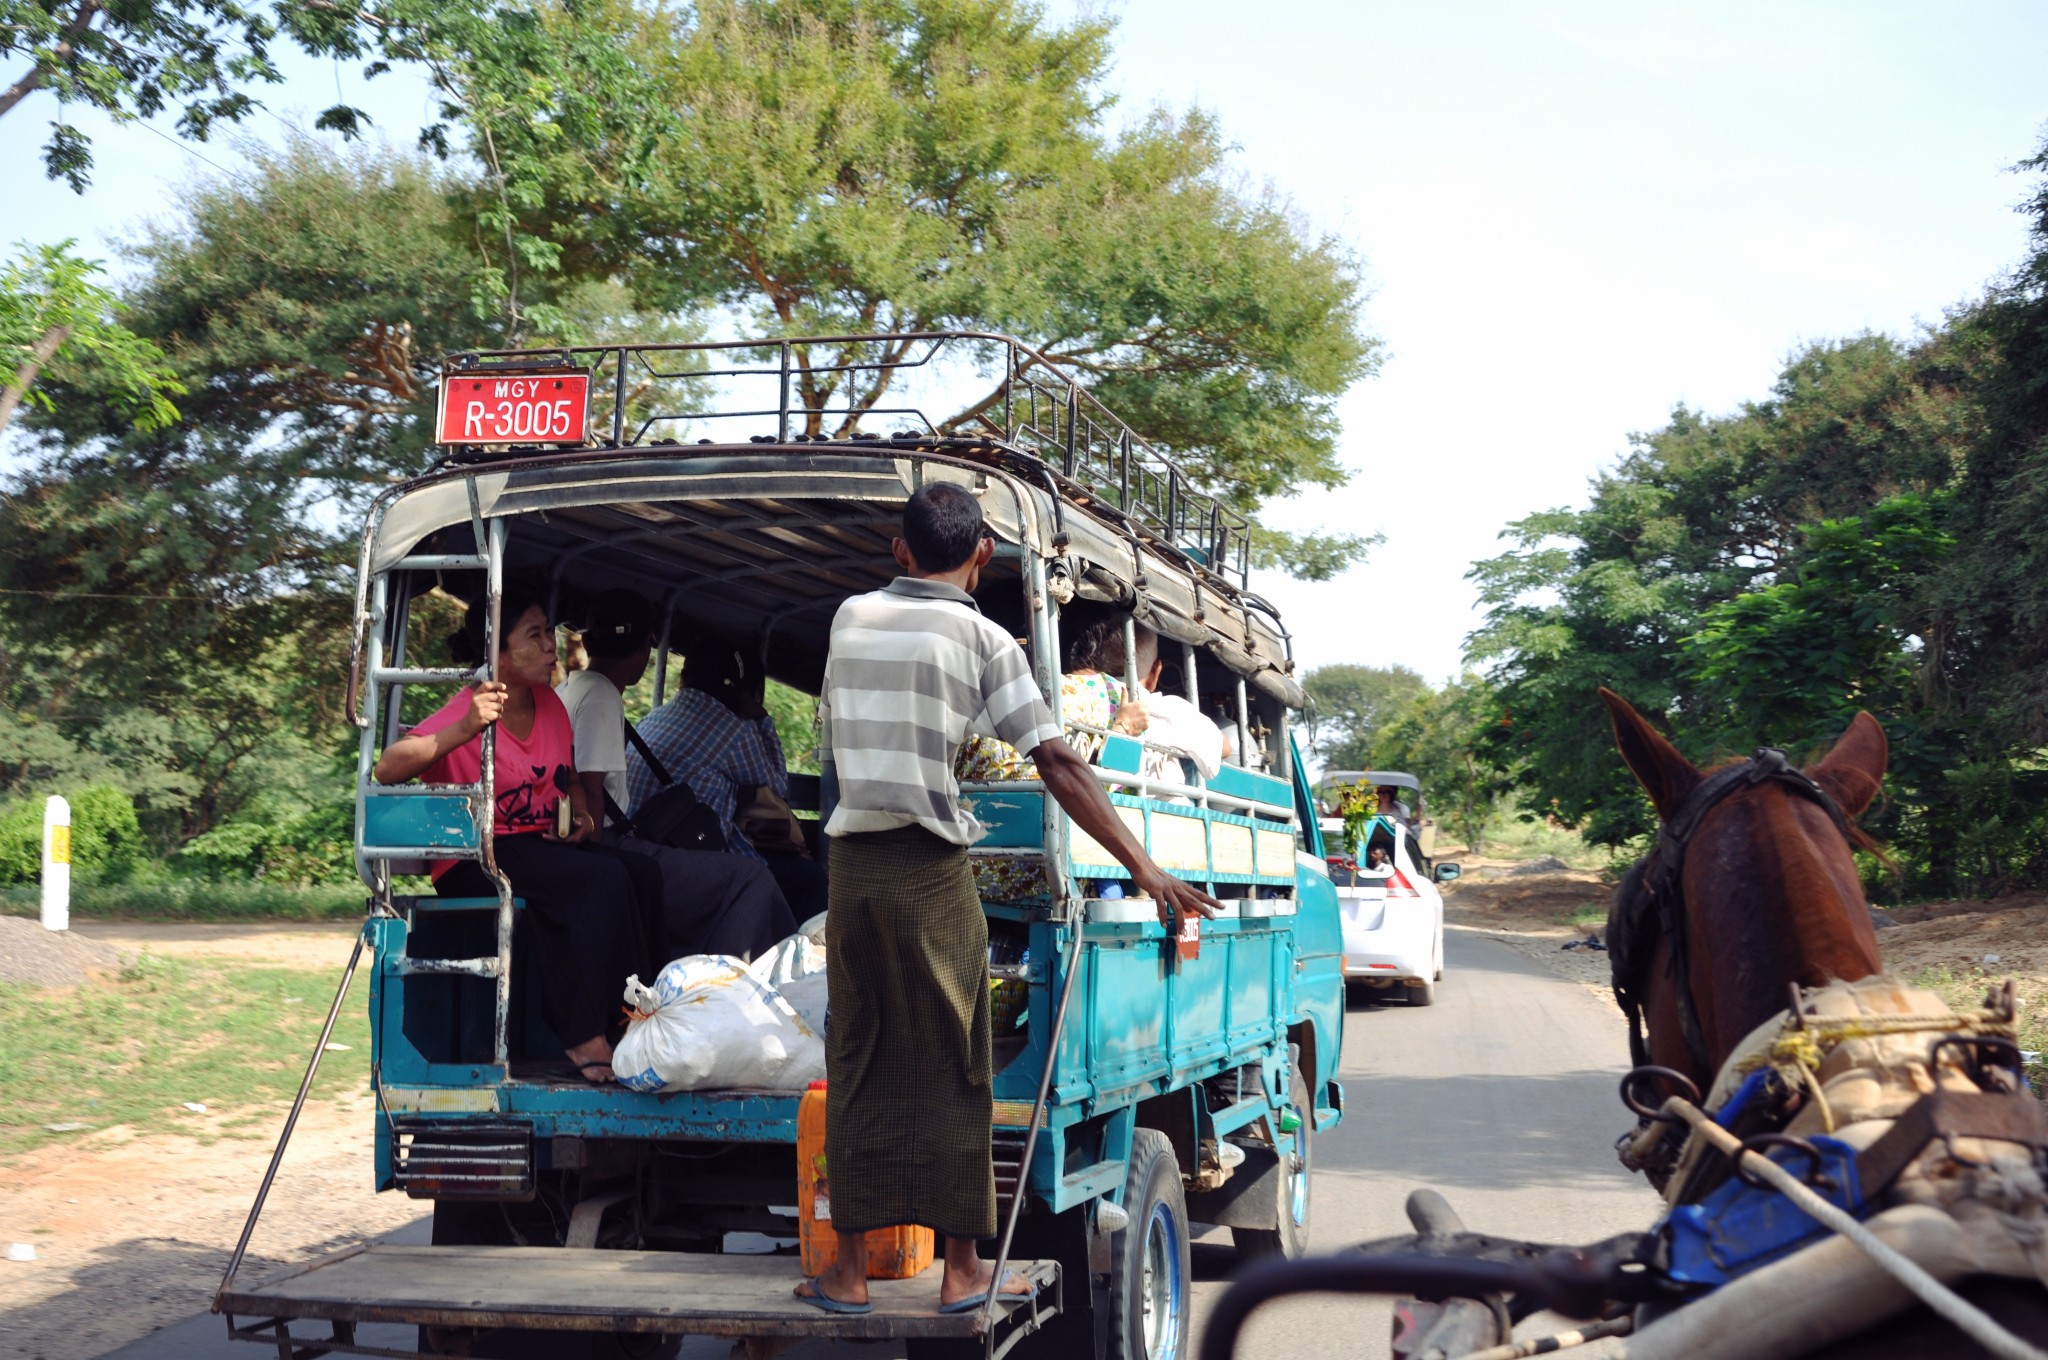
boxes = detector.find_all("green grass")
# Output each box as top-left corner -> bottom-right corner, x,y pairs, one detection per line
0,878 -> 368,923
0,952 -> 372,1157
1899,962 -> 2048,1093
1473,811 -> 1620,872
1566,902 -> 1609,931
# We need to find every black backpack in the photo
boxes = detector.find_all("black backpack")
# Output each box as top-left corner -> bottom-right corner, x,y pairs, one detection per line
608,725 -> 727,853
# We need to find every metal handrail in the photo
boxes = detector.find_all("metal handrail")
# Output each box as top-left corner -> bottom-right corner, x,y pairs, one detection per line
962,770 -> 1294,825
438,331 -> 1253,588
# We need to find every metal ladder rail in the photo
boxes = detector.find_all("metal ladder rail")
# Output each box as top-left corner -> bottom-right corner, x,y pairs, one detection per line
353,496 -> 518,1066
977,545 -> 1072,1352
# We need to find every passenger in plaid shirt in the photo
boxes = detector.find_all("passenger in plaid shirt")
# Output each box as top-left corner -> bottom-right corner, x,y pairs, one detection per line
625,643 -> 829,920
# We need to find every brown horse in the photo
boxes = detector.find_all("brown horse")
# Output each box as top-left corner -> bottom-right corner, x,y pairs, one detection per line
1600,687 -> 1887,1097
1599,697 -> 2048,1356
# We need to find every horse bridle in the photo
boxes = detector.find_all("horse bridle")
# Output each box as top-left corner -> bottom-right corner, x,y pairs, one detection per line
1611,747 -> 1861,1076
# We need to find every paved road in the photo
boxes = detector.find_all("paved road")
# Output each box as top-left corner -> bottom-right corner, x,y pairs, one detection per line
112,928 -> 1658,1359
1207,927 -> 1658,1360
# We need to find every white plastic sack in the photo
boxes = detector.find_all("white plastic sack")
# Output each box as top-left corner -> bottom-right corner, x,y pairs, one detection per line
751,932 -> 826,987
749,933 -> 828,1035
613,955 -> 824,1093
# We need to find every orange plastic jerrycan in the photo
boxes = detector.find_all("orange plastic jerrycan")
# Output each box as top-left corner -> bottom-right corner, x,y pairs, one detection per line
796,1081 -> 935,1279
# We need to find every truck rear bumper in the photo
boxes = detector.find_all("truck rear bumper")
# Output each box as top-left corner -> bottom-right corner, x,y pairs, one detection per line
217,1244 -> 1059,1356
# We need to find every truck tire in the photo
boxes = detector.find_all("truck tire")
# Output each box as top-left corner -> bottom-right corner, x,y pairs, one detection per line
1109,1129 -> 1191,1360
1230,1060 -> 1313,1262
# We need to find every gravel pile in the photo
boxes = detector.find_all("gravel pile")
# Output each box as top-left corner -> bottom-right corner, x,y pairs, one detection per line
0,914 -> 124,987
1504,855 -> 1574,876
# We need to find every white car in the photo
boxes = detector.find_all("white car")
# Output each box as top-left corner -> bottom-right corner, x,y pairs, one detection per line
1321,812 -> 1447,1007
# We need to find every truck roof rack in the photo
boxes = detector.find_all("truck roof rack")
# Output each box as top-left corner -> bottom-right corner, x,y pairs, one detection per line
437,331 -> 1255,590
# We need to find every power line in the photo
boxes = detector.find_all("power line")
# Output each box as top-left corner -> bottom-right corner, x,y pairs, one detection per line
132,119 -> 241,179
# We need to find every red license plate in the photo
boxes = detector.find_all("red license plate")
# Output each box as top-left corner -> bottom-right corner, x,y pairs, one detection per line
436,370 -> 592,445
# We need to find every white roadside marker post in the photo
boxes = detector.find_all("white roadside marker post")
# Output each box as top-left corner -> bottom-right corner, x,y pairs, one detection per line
41,794 -> 70,933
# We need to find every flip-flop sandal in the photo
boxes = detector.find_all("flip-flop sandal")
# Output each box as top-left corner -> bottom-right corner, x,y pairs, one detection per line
574,1062 -> 616,1084
938,1272 -> 1037,1314
794,1275 -> 872,1315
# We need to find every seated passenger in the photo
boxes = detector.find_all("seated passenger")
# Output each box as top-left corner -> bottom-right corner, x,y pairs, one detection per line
1118,644 -> 1227,786
1210,697 -> 1261,771
373,584 -> 664,1085
626,638 -> 830,923
559,590 -> 797,961
955,616 -> 1148,781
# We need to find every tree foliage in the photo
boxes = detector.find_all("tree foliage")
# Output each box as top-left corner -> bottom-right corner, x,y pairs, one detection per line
0,782 -> 144,883
0,0 -> 292,189
1467,129 -> 2048,895
1,0 -> 1383,867
0,239 -> 183,436
1301,663 -> 1427,770
1300,665 -> 1513,854
427,0 -> 1382,575
1468,331 -> 1972,848
1373,675 -> 1512,855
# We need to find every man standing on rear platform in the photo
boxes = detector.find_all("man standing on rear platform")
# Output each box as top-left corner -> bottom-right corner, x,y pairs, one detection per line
796,481 -> 1220,1315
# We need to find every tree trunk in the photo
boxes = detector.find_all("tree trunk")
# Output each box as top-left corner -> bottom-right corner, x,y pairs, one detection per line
0,323 -> 72,437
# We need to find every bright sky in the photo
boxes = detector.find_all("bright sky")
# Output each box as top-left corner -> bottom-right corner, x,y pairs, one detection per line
6,2 -> 2046,686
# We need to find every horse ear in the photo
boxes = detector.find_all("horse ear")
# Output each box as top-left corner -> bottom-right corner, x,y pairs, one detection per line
1808,711 -> 1887,818
1599,687 -> 1701,822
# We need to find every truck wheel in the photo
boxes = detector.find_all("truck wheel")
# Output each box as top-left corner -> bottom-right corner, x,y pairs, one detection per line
1110,1129 -> 1191,1360
1231,1061 -> 1313,1262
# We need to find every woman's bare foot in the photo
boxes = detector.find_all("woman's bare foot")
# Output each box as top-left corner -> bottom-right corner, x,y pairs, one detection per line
565,1034 -> 615,1084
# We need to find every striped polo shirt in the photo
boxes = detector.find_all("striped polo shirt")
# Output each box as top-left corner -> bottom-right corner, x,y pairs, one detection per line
821,576 -> 1061,845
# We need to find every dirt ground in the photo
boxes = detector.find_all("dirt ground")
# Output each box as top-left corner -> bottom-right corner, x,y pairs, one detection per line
69,920 -> 367,971
0,928 -> 422,1360
1438,856 -> 1619,1000
1438,857 -> 2048,1015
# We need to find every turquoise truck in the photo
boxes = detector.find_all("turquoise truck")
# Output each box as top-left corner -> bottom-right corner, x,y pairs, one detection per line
214,332 -> 1346,1360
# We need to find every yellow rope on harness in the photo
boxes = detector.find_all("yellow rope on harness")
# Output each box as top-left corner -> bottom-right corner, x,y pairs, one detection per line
1725,1009 -> 2018,1135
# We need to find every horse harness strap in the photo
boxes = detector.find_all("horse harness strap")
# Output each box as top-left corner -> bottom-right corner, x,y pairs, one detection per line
1610,747 -> 1859,1076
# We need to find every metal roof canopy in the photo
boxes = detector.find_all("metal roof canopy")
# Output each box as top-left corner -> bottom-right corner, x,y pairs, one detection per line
361,447 -> 1305,707
1320,770 -> 1422,792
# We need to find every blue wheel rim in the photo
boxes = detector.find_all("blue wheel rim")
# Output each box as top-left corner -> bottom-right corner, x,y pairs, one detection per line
1141,1198 -> 1183,1358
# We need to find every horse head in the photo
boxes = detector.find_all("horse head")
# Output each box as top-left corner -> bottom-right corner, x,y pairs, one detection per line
1598,688 -> 1888,1094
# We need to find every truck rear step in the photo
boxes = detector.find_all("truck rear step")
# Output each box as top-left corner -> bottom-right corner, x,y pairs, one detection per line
218,1244 -> 1060,1356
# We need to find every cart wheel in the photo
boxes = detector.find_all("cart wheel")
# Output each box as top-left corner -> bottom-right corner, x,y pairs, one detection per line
1406,979 -> 1435,1007
1231,1060 -> 1313,1262
1110,1129 -> 1191,1360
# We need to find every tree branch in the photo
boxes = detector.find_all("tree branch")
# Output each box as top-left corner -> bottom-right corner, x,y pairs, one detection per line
937,348 -> 1064,436
0,0 -> 103,121
0,323 -> 72,437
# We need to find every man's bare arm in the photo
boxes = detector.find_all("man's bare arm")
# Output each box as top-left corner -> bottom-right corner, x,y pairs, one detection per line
1033,737 -> 1223,927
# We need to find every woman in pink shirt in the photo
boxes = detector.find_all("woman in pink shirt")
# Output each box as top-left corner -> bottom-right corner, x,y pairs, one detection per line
374,585 -> 663,1084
